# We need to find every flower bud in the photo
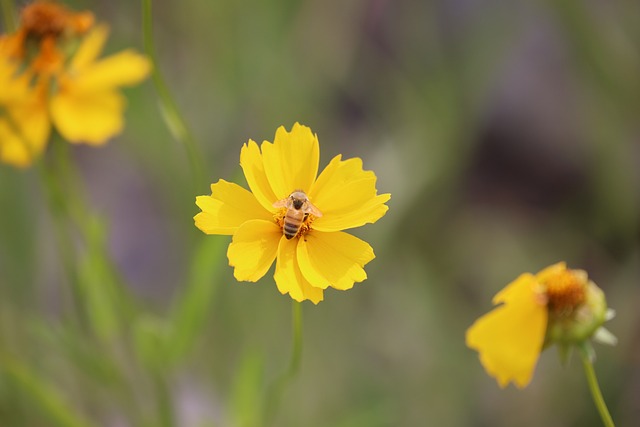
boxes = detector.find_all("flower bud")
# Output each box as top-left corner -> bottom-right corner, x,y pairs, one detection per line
544,273 -> 608,346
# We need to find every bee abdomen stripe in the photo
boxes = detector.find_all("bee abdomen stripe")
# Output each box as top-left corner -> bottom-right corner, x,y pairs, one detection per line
284,223 -> 300,233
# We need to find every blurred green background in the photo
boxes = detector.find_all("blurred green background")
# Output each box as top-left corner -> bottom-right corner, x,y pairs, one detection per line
1,0 -> 639,426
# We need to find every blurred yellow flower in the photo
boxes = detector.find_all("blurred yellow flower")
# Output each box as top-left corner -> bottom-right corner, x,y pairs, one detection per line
0,1 -> 150,168
0,40 -> 49,167
50,25 -> 151,144
466,262 -> 611,388
195,123 -> 391,303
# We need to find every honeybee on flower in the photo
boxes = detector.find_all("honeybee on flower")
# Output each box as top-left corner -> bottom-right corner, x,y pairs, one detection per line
273,190 -> 323,240
194,123 -> 390,303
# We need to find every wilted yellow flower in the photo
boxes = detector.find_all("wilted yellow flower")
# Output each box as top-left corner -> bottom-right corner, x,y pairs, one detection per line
50,25 -> 151,144
466,262 -> 612,388
0,40 -> 49,167
195,123 -> 390,303
0,0 -> 150,168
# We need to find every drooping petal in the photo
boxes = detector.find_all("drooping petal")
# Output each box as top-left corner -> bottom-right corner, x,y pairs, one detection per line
493,273 -> 541,304
261,123 -> 319,199
274,237 -> 324,304
309,155 -> 390,232
297,231 -> 374,291
50,88 -> 125,144
227,220 -> 281,282
71,50 -> 150,91
0,50 -> 29,104
0,89 -> 50,168
194,179 -> 272,235
240,139 -> 278,212
0,34 -> 21,64
466,274 -> 548,388
0,117 -> 46,167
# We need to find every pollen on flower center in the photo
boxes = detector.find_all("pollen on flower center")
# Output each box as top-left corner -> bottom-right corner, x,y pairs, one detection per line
273,207 -> 317,239
542,269 -> 587,314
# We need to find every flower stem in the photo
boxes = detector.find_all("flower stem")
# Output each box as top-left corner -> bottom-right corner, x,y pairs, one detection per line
141,0 -> 204,189
264,301 -> 303,425
38,139 -> 135,340
290,301 -> 303,375
36,146 -> 86,327
152,370 -> 175,427
579,345 -> 615,427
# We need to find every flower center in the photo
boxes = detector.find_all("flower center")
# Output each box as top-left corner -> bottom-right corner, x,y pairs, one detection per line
9,2 -> 94,76
21,2 -> 93,39
273,208 -> 317,239
541,269 -> 587,315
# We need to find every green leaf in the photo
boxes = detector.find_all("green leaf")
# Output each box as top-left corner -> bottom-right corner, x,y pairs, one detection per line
2,356 -> 97,427
164,236 -> 227,365
230,351 -> 264,427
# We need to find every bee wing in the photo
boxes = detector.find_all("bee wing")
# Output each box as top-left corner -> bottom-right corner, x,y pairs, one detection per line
306,201 -> 323,217
272,198 -> 289,208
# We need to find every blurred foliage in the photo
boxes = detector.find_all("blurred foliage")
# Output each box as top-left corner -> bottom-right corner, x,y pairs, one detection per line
1,0 -> 639,426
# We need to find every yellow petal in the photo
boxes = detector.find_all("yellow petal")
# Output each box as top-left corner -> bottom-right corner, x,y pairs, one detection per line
240,139 -> 279,212
309,155 -> 390,232
71,25 -> 109,71
493,273 -> 538,304
72,50 -> 150,91
0,91 -> 50,168
0,58 -> 25,103
466,275 -> 548,388
50,89 -> 125,144
0,119 -> 36,168
194,179 -> 273,235
297,231 -> 374,291
310,155 -> 373,201
261,123 -> 319,199
227,219 -> 281,282
312,193 -> 390,232
274,237 -> 324,304
534,262 -> 567,283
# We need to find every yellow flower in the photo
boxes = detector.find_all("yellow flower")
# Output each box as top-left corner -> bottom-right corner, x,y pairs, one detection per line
50,25 -> 150,144
194,123 -> 390,303
0,39 -> 49,167
0,1 -> 150,167
466,262 -> 611,388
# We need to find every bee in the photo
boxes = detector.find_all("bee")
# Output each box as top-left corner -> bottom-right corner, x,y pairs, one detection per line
273,190 -> 323,239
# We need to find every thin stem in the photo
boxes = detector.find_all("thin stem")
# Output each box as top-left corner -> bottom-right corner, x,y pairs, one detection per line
152,371 -> 175,427
579,345 -> 615,427
141,0 -> 204,188
289,301 -> 303,375
36,148 -> 86,328
264,302 -> 303,425
39,139 -> 136,340
1,0 -> 17,33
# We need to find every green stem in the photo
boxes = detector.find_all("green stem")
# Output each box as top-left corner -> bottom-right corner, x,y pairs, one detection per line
141,0 -> 204,188
36,147 -> 86,327
39,139 -> 136,340
579,346 -> 615,427
264,302 -> 303,425
1,0 -> 17,33
152,371 -> 175,427
289,301 -> 303,375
